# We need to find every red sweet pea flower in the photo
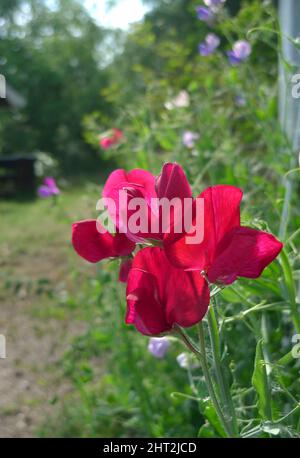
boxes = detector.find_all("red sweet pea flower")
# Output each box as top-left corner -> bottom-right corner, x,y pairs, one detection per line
112,128 -> 123,141
126,247 -> 210,335
100,137 -> 114,149
72,163 -> 193,282
102,163 -> 191,243
164,185 -> 283,285
72,219 -> 135,263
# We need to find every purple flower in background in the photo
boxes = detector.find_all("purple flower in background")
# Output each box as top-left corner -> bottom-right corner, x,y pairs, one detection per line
182,131 -> 200,149
38,186 -> 53,198
196,6 -> 214,23
227,40 -> 252,65
235,95 -> 247,107
199,33 -> 220,56
38,176 -> 60,198
196,0 -> 225,23
148,337 -> 170,359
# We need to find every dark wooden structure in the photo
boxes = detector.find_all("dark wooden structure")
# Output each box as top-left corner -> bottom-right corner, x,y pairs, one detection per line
0,156 -> 36,197
0,81 -> 34,197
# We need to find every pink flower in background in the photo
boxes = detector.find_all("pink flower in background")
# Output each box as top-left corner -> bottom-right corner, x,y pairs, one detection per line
38,177 -> 60,198
199,33 -> 220,56
100,128 -> 123,149
227,40 -> 252,65
182,131 -> 200,149
100,138 -> 114,149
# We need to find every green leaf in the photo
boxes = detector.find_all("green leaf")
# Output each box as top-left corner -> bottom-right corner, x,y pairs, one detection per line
251,339 -> 272,421
155,129 -> 177,151
198,400 -> 227,438
276,350 -> 294,367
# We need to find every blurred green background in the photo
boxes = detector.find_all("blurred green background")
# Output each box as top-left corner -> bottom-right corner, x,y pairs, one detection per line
0,0 -> 300,438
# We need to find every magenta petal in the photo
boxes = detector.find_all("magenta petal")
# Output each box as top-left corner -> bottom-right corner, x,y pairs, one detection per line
126,248 -> 210,336
126,269 -> 170,335
43,177 -> 60,195
164,185 -> 243,271
156,162 -> 192,200
200,185 -> 243,248
44,177 -> 57,188
72,220 -> 135,263
103,168 -> 156,203
207,226 -> 283,284
102,168 -> 158,242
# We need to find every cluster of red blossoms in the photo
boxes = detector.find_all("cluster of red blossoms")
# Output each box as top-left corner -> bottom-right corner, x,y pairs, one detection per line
72,163 -> 283,336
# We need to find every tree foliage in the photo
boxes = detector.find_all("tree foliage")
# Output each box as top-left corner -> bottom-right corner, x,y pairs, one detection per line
0,0 -> 112,171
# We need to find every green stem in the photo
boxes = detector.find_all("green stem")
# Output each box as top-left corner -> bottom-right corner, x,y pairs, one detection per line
174,325 -> 231,437
280,249 -> 300,334
207,303 -> 239,436
116,288 -> 154,435
196,324 -> 233,437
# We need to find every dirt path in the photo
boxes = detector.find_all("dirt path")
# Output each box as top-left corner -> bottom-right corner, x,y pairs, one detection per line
0,195 -> 94,437
0,247 -> 87,437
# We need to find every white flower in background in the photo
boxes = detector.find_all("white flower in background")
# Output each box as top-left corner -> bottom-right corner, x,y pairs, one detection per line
182,131 -> 200,149
203,0 -> 226,8
165,90 -> 190,110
